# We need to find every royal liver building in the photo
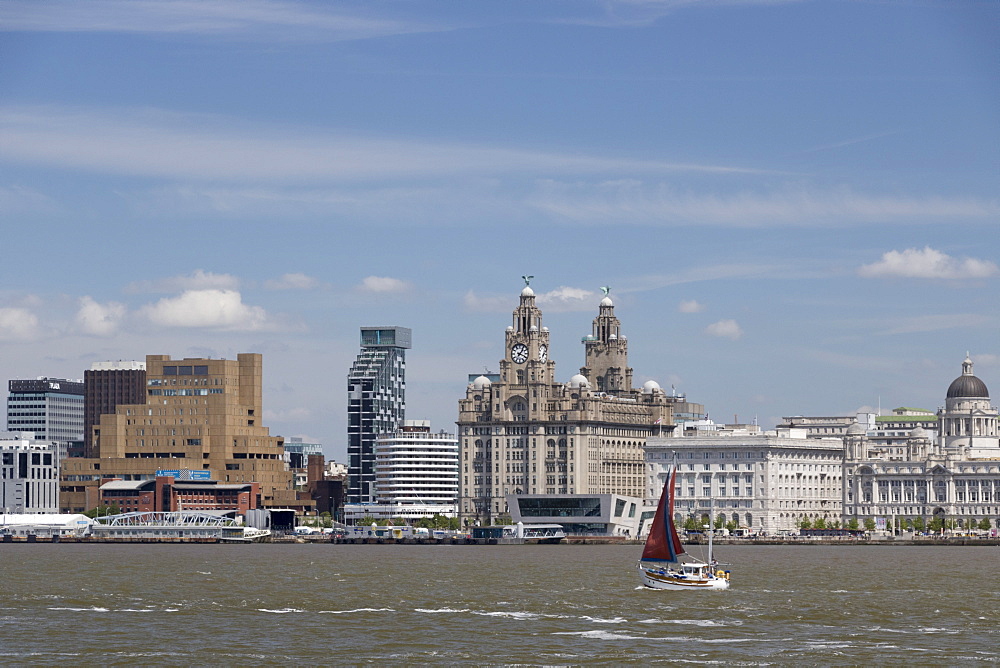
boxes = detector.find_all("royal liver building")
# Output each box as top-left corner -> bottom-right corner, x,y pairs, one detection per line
843,355 -> 1000,529
457,280 -> 699,525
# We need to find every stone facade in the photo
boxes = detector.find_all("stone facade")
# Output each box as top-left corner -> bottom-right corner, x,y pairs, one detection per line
457,282 -> 691,525
646,430 -> 844,535
842,356 -> 1000,531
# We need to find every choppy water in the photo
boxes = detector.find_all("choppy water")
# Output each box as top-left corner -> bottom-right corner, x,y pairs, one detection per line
1,543 -> 998,665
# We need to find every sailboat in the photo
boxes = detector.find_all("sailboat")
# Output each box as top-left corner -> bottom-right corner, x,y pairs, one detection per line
637,459 -> 730,590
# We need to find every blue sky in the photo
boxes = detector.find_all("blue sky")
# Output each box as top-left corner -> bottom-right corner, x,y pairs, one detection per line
1,0 -> 997,459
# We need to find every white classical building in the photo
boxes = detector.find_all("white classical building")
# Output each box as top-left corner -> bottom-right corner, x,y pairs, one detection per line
1,431 -> 60,513
843,356 -> 1000,530
645,428 -> 844,535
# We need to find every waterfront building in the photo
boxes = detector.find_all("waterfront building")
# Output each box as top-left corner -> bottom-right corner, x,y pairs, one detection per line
506,493 -> 643,537
98,474 -> 259,514
60,354 -> 300,513
347,326 -> 410,504
645,428 -> 845,535
375,420 -> 458,509
0,431 -> 61,513
843,356 -> 1000,530
6,377 -> 84,460
343,420 -> 458,523
457,281 -> 693,525
84,361 -> 146,458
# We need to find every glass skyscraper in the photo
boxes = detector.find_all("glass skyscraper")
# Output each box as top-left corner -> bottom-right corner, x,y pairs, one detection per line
347,326 -> 410,504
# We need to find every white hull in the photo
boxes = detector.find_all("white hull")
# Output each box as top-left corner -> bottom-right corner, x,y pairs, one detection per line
638,564 -> 730,590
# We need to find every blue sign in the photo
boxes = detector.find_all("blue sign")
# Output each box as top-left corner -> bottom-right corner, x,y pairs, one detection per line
155,469 -> 212,480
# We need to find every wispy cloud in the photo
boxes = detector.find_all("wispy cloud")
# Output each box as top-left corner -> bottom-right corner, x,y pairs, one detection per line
264,272 -> 320,290
705,319 -> 743,340
0,0 -> 444,41
358,276 -> 411,294
874,313 -> 997,336
139,289 -> 269,330
126,269 -> 240,294
858,247 -> 999,280
0,105 -> 767,185
678,299 -> 705,313
536,286 -> 597,311
463,286 -> 598,313
529,180 -> 1000,227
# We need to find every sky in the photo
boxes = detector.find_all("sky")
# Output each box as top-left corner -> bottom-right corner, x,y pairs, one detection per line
1,0 -> 998,460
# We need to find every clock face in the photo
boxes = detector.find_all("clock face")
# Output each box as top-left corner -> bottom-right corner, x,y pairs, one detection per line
539,344 -> 548,363
511,343 -> 529,364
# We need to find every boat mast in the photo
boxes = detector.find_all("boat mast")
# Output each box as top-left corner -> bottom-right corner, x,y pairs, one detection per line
707,481 -> 714,566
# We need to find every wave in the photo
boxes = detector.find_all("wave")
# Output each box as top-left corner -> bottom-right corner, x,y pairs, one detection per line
318,608 -> 396,614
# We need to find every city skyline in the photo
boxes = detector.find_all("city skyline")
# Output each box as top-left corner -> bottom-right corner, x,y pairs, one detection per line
1,1 -> 997,460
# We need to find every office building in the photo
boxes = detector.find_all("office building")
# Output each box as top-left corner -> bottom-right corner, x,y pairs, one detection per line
371,419 -> 458,512
6,377 -> 84,459
457,282 -> 695,525
1,431 -> 61,514
347,326 -> 410,503
646,428 -> 845,535
60,353 -> 300,512
84,361 -> 146,458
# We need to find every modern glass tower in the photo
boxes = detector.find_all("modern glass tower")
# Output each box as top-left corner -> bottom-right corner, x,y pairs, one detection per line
347,326 -> 411,504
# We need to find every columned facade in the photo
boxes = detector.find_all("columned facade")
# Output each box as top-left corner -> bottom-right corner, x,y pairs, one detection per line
457,281 -> 686,525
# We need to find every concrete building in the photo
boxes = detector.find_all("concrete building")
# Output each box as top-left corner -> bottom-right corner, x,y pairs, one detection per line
843,356 -> 1000,531
84,361 -> 146,458
60,353 -> 299,513
347,326 -> 410,504
646,428 -> 844,535
457,281 -> 696,525
1,431 -> 61,514
7,377 -> 84,460
375,420 -> 458,509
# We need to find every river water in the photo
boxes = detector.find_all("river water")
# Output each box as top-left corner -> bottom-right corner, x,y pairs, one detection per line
1,543 -> 997,665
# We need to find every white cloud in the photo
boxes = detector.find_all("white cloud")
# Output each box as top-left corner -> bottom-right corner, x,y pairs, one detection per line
705,319 -> 743,340
535,286 -> 597,312
358,276 -> 410,293
858,247 -> 999,280
140,289 -> 268,330
529,181 -> 1000,227
264,272 -> 319,290
678,299 -> 705,313
463,290 -> 511,313
0,105 -> 763,185
0,307 -> 39,341
126,269 -> 240,294
74,296 -> 126,336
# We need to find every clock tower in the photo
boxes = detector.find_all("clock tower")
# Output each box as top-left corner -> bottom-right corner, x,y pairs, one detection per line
500,277 -> 554,396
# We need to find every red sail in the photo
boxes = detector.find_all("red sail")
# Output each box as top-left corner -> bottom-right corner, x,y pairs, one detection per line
640,464 -> 685,562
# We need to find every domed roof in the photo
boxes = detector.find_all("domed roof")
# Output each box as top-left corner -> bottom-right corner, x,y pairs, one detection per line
846,422 -> 866,436
946,355 -> 989,399
521,286 -> 535,297
472,375 -> 492,390
600,296 -> 613,307
642,380 -> 661,394
568,374 -> 590,388
910,426 -> 927,438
